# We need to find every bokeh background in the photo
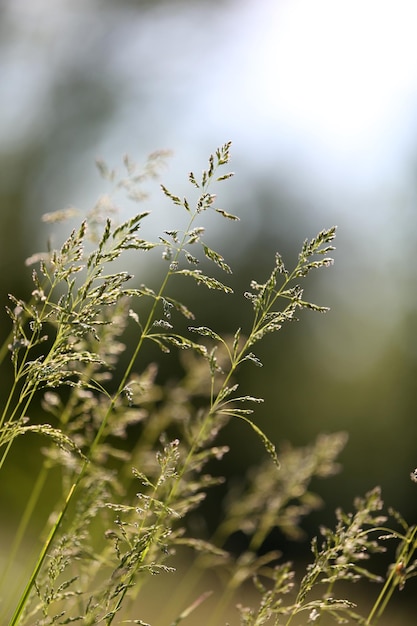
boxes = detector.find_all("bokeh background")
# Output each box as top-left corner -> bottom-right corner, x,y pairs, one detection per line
1,0 -> 417,623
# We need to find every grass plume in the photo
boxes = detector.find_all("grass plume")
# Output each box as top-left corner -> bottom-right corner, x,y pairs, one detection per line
0,144 -> 415,625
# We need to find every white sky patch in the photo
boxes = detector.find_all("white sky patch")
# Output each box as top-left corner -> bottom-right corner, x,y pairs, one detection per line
209,0 -> 417,190
259,1 -> 417,138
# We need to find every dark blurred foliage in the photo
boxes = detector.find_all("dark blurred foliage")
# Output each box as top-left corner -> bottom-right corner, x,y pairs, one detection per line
1,3 -> 417,622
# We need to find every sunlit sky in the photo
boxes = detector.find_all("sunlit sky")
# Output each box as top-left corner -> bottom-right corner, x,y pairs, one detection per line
208,0 -> 417,191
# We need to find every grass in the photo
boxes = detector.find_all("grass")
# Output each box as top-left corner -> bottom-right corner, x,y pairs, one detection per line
0,142 -> 416,625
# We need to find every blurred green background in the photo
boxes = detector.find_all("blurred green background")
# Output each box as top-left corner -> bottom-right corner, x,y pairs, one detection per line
1,0 -> 417,622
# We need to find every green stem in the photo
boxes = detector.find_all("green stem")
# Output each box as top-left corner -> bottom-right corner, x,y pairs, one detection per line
0,466 -> 49,598
9,201 -> 202,625
103,179 -> 243,622
0,332 -> 12,366
9,397 -> 115,626
107,237 -> 306,624
9,482 -> 76,626
365,525 -> 417,625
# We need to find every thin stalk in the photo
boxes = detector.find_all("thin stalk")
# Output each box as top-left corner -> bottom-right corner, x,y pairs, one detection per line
0,466 -> 49,618
4,152 -> 233,624
204,584 -> 236,626
104,406 -> 218,624
103,208 -> 214,623
0,274 -> 56,432
0,378 -> 45,469
115,250 -> 309,624
365,525 -> 417,625
1,358 -> 96,595
0,331 -> 12,365
10,200 -> 203,624
103,279 -> 291,622
9,391 -> 115,626
9,482 -> 76,626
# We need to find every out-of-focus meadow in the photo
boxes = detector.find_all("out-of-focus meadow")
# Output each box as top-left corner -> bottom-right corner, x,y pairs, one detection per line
1,0 -> 417,623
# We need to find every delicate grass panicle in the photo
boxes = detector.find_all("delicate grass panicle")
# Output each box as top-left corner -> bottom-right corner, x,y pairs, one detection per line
0,143 -> 416,625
